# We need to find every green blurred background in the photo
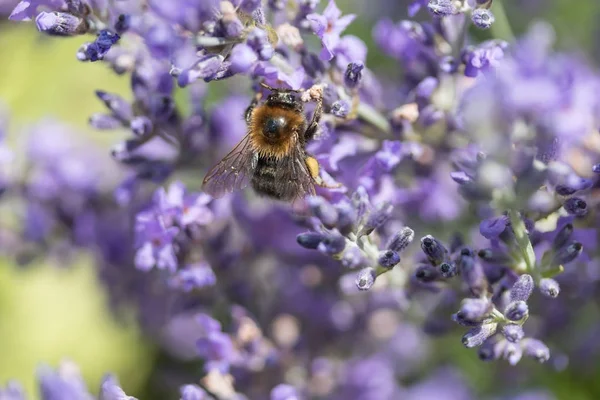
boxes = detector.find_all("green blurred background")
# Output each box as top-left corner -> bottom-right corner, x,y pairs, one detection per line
1,0 -> 600,398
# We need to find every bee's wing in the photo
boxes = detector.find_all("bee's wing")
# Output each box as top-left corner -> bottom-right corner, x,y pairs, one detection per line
274,134 -> 316,201
202,133 -> 258,198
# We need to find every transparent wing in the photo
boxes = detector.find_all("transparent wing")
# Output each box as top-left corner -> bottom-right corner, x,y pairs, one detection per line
202,134 -> 257,198
274,137 -> 316,201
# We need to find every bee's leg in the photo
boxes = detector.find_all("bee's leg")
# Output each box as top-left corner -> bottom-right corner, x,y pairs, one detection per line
305,156 -> 342,188
304,95 -> 323,142
245,92 -> 263,123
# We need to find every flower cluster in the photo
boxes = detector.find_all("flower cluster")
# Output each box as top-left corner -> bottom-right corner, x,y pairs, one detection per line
3,0 -> 600,398
0,361 -> 134,400
297,188 -> 414,291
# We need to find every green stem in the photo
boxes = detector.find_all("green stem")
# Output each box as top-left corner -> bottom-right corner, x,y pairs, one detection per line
490,1 -> 515,41
507,209 -> 535,274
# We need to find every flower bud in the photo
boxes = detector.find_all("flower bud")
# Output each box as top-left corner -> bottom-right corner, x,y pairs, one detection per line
344,62 -> 363,89
552,242 -> 583,266
36,11 -> 88,36
334,201 -> 357,235
386,227 -> 415,253
552,223 -> 573,250
357,202 -> 393,237
462,322 -> 497,348
509,274 -> 534,302
130,116 -> 153,137
351,186 -> 369,224
478,248 -> 510,264
563,197 -> 588,217
504,300 -> 528,322
539,278 -> 560,298
296,232 -> 325,249
501,340 -> 523,365
229,43 -> 258,73
457,298 -> 492,323
415,264 -> 440,283
522,338 -> 550,363
356,267 -> 376,291
307,196 -> 338,228
458,249 -> 487,296
440,261 -> 457,278
420,235 -> 448,265
317,232 -> 346,255
478,336 -> 501,361
501,324 -> 524,343
427,0 -> 456,17
331,100 -> 350,118
377,250 -> 400,269
471,8 -> 495,29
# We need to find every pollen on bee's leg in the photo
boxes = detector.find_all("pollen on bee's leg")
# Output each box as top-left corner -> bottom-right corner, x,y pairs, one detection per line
305,156 -> 342,189
305,156 -> 320,180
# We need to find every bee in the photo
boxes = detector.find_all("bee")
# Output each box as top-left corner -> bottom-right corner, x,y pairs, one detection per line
202,83 -> 334,201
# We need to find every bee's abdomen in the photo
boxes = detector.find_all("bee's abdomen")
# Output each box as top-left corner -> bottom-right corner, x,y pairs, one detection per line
251,156 -> 292,200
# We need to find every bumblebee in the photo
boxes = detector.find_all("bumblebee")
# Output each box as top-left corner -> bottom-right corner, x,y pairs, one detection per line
202,83 -> 333,201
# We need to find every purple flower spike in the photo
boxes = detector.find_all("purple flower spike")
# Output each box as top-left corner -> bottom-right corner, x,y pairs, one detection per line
307,0 -> 356,60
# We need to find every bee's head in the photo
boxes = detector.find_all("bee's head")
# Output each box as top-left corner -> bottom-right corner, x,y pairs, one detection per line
267,91 -> 297,107
260,82 -> 303,110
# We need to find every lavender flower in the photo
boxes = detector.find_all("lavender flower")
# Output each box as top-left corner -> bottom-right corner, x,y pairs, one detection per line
427,0 -> 456,17
471,8 -> 495,29
307,0 -> 356,60
5,0 -> 600,397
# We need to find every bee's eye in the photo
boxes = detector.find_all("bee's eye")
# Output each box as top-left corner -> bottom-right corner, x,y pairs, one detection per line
286,94 -> 293,102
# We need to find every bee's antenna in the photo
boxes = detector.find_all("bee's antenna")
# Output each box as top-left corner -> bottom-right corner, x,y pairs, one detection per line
259,82 -> 303,93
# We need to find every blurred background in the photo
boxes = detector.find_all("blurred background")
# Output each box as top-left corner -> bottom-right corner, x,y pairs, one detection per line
1,0 -> 600,398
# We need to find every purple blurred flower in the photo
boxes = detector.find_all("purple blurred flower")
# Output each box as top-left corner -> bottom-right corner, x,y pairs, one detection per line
9,0 -> 64,21
134,213 -> 179,272
307,0 -> 356,60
